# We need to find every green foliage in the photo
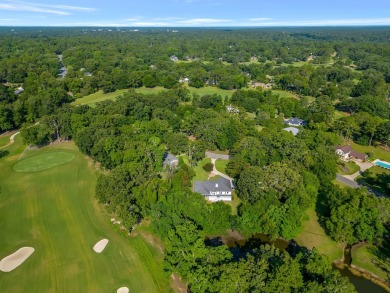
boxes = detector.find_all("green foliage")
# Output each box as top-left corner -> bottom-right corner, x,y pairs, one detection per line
203,162 -> 214,172
323,185 -> 385,244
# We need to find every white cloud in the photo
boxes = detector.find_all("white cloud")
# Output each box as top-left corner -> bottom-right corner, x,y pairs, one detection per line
248,18 -> 272,22
0,0 -> 96,15
245,18 -> 390,26
177,18 -> 232,24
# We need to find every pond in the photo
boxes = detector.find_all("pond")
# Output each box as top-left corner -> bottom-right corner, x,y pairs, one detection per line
206,231 -> 388,293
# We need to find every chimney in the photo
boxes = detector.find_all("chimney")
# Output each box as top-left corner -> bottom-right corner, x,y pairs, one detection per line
215,183 -> 218,188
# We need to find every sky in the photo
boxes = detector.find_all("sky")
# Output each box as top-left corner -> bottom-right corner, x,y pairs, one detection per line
0,0 -> 390,27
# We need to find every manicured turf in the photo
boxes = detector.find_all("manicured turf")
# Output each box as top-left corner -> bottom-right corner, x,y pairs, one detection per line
337,161 -> 360,175
351,244 -> 389,280
13,151 -> 75,172
0,140 -> 169,292
295,207 -> 344,261
215,159 -> 229,174
349,141 -> 390,162
0,134 -> 11,148
271,90 -> 299,99
72,86 -> 236,107
191,157 -> 211,182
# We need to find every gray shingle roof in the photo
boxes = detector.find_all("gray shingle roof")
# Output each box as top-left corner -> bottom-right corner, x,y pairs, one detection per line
194,177 -> 232,196
283,127 -> 300,136
163,153 -> 178,167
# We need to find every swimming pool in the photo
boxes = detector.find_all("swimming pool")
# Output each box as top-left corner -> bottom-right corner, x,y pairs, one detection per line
374,160 -> 390,169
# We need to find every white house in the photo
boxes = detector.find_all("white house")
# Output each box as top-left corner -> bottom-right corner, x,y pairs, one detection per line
335,145 -> 367,161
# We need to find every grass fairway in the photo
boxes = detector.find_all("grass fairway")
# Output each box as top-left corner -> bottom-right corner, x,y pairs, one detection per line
0,134 -> 10,148
295,207 -> 344,261
0,138 -> 168,292
13,151 -> 75,172
351,244 -> 389,280
73,86 -> 236,107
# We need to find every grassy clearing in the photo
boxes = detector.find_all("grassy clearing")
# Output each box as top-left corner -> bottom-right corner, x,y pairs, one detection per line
215,159 -> 229,174
337,161 -> 360,175
0,133 -> 11,148
13,151 -> 75,172
0,139 -> 168,292
334,110 -> 350,120
349,141 -> 390,162
351,244 -> 389,280
295,207 -> 344,261
191,157 -> 211,182
72,89 -> 128,106
271,90 -> 299,99
73,86 -> 235,107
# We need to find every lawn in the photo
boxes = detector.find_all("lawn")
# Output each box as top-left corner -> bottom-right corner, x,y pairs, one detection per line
0,133 -> 12,148
0,138 -> 169,292
334,110 -> 350,120
351,244 -> 389,280
271,90 -> 299,99
215,159 -> 229,174
71,89 -> 128,107
72,86 -> 236,107
337,161 -> 360,175
349,141 -> 390,162
295,207 -> 344,261
191,157 -> 212,182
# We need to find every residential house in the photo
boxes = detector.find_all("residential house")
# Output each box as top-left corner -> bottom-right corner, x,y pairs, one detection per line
285,117 -> 306,127
226,104 -> 239,114
283,127 -> 300,136
194,177 -> 232,202
335,145 -> 367,161
14,87 -> 24,95
170,55 -> 179,62
163,153 -> 179,170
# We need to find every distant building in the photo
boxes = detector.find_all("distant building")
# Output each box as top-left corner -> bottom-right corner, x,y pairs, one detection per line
283,127 -> 300,136
335,145 -> 367,161
194,177 -> 232,202
170,55 -> 179,62
226,104 -> 239,114
179,77 -> 190,83
285,117 -> 306,127
163,153 -> 179,170
14,86 -> 24,95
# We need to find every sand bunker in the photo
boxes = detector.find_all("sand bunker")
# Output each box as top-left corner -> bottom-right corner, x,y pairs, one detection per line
0,247 -> 35,272
117,287 -> 129,293
93,239 -> 109,253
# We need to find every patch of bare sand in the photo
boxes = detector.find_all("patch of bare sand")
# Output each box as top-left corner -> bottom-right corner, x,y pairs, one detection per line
93,239 -> 109,253
117,287 -> 129,293
0,247 -> 34,272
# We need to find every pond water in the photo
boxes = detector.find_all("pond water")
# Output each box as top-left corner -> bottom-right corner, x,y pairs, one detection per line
207,232 -> 388,293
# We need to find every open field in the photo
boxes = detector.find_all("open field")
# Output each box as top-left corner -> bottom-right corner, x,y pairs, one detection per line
349,141 -> 390,162
72,86 -> 235,107
0,132 -> 12,148
351,244 -> 389,280
271,90 -> 299,99
295,207 -> 344,261
0,137 -> 168,292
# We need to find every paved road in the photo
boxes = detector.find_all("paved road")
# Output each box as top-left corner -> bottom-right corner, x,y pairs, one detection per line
205,151 -> 230,160
336,174 -> 360,188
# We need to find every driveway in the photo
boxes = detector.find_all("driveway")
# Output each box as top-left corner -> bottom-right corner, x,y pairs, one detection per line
336,174 -> 360,188
210,158 -> 233,182
205,151 -> 229,160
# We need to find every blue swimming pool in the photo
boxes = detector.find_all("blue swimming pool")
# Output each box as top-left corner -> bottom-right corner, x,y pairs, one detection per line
375,161 -> 390,169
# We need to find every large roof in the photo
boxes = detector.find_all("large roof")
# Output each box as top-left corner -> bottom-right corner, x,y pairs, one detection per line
335,145 -> 353,153
194,177 -> 232,196
283,127 -> 300,136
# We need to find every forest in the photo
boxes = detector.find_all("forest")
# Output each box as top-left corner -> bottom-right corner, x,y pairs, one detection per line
1,27 -> 390,292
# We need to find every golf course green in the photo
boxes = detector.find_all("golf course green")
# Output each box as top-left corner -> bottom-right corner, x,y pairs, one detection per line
0,136 -> 169,292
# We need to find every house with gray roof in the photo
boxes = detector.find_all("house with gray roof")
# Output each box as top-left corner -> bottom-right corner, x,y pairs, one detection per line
285,117 -> 306,127
194,177 -> 232,202
163,153 -> 179,170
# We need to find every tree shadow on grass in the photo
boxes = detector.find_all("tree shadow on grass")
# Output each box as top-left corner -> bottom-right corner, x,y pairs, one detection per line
367,227 -> 390,280
0,150 -> 9,159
